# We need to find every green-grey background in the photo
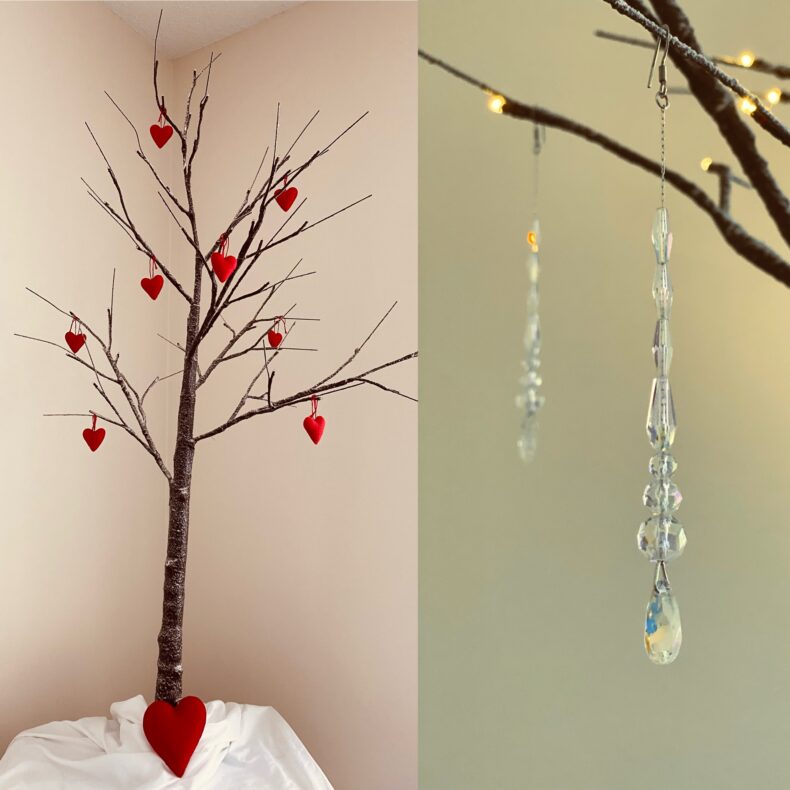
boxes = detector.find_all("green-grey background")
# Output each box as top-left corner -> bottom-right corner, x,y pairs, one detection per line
419,1 -> 790,788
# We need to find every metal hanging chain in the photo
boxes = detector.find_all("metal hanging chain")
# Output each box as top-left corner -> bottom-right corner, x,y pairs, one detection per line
648,24 -> 671,208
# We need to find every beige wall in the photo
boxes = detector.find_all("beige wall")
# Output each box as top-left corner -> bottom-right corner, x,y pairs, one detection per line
420,1 -> 790,788
0,4 -> 416,790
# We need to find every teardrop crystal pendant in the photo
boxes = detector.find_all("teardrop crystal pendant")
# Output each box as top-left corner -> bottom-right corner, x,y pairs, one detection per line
644,563 -> 682,665
517,218 -> 544,461
637,515 -> 686,561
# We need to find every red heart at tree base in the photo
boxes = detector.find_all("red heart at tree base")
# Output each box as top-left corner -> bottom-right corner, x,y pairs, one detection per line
150,124 -> 174,149
141,275 -> 164,300
267,329 -> 283,348
275,186 -> 298,212
65,331 -> 86,354
143,696 -> 206,778
210,252 -> 237,283
303,415 -> 326,445
82,427 -> 105,452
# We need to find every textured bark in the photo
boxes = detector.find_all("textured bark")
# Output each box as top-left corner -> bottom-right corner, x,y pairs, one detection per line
155,256 -> 203,704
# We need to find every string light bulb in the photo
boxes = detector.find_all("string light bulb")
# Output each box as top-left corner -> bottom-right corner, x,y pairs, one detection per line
766,87 -> 782,106
700,156 -> 713,172
737,50 -> 755,68
527,230 -> 539,252
739,96 -> 757,115
486,92 -> 506,114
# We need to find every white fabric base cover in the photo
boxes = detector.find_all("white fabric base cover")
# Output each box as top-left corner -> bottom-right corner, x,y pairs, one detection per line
0,696 -> 334,789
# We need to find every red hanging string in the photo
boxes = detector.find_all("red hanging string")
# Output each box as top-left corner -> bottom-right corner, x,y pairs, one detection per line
149,255 -> 157,279
310,395 -> 319,418
91,413 -> 97,431
158,105 -> 167,127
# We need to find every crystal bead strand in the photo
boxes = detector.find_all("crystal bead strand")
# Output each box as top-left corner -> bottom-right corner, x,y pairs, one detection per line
640,28 -> 682,665
516,221 -> 544,462
516,125 -> 546,462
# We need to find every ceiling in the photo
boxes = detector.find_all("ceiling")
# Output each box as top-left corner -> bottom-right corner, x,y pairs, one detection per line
106,1 -> 304,59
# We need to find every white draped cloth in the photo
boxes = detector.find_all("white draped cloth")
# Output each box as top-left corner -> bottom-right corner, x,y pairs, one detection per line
0,696 -> 334,789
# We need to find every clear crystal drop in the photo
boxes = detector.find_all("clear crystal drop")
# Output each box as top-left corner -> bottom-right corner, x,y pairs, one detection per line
647,377 -> 676,450
652,318 -> 673,375
649,452 -> 677,478
642,479 -> 682,512
651,207 -> 673,265
644,579 -> 682,665
652,265 -> 673,318
526,284 -> 539,312
637,515 -> 686,561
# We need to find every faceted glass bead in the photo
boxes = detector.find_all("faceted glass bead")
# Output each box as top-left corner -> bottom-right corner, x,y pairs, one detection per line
651,207 -> 673,264
652,265 -> 673,318
526,256 -> 540,284
637,515 -> 686,561
524,314 -> 541,349
652,318 -> 673,375
649,452 -> 677,478
642,479 -> 682,512
519,370 -> 542,388
526,284 -> 539,312
647,377 -> 676,450
644,581 -> 682,665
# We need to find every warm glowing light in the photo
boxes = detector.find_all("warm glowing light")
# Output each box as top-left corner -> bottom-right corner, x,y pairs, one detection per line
700,156 -> 713,172
527,231 -> 537,245
740,96 -> 757,115
766,87 -> 782,106
738,50 -> 755,68
487,93 -> 506,114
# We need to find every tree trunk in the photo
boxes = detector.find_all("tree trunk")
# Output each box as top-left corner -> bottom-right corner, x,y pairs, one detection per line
155,258 -> 203,704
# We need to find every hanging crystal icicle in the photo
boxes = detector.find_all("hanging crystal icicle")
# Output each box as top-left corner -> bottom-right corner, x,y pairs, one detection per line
639,206 -> 683,664
516,219 -> 544,461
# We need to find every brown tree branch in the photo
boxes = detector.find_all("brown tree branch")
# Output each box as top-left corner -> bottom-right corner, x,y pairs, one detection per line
594,30 -> 790,80
23,287 -> 172,481
418,50 -> 790,289
195,351 -> 417,442
82,125 -> 192,303
601,0 -> 790,147
636,0 -> 790,250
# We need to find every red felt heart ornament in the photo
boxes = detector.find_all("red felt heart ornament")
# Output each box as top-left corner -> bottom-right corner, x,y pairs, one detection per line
267,329 -> 283,348
275,186 -> 298,212
303,415 -> 326,445
141,275 -> 164,301
143,696 -> 206,778
149,124 -> 174,149
210,252 -> 237,283
82,427 -> 106,452
64,331 -> 86,354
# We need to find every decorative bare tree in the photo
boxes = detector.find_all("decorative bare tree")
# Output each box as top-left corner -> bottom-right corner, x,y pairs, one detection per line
420,0 -> 790,287
17,15 -> 416,705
